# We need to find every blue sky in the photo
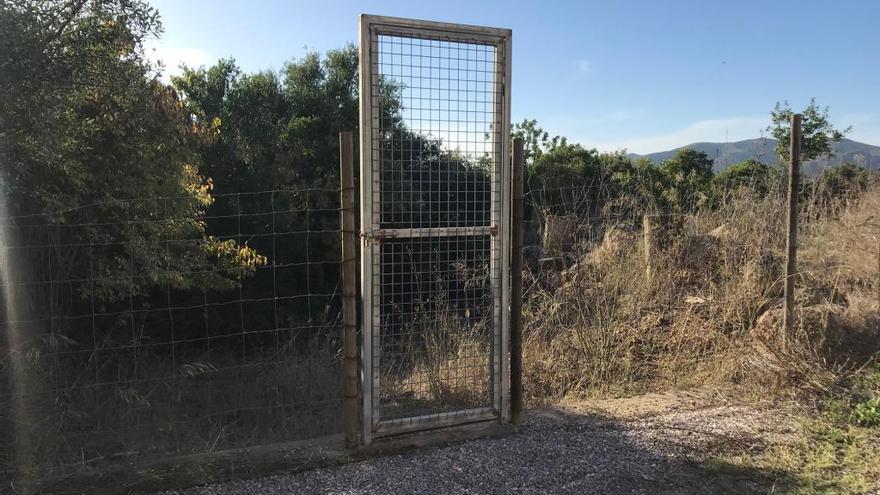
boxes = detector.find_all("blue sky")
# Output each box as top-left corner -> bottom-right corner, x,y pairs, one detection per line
145,0 -> 880,153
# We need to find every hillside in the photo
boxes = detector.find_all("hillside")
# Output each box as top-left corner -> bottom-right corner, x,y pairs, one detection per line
631,138 -> 880,174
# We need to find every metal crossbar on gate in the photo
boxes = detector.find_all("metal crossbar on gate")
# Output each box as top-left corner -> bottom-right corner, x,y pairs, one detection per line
358,15 -> 512,443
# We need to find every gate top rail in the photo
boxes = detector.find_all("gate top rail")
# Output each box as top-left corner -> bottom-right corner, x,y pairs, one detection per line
361,14 -> 511,45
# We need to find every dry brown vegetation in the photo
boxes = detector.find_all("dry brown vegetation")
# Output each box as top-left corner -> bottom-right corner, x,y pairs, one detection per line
522,183 -> 880,403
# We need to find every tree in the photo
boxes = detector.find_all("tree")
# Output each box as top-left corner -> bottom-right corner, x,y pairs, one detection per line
767,98 -> 851,163
600,153 -> 667,215
173,47 -> 359,196
512,119 -> 550,166
0,0 -> 263,303
658,148 -> 715,211
713,159 -> 777,198
172,49 -> 361,322
512,119 -> 573,168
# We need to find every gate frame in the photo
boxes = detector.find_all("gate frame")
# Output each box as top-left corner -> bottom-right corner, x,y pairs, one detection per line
358,14 -> 512,445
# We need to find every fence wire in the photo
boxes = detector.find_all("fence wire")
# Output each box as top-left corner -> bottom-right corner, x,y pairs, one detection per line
0,187 -> 344,482
1,162 -> 877,489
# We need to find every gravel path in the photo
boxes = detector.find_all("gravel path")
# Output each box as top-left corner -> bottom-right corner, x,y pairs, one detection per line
165,400 -> 795,495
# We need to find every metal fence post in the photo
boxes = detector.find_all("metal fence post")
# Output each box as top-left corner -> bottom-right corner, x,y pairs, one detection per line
510,137 -> 524,425
783,114 -> 802,338
339,131 -> 359,448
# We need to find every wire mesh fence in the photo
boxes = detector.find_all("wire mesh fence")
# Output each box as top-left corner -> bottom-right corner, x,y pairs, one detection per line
1,151 -> 878,489
0,186 -> 344,482
376,235 -> 494,422
374,34 -> 497,229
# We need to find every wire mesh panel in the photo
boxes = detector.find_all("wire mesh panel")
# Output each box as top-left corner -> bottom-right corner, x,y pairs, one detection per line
359,15 -> 512,441
0,188 -> 344,485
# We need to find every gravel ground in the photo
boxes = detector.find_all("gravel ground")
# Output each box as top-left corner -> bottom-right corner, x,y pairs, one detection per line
164,401 -> 796,495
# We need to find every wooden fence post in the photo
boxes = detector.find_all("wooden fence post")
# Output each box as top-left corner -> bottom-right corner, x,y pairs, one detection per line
510,137 -> 524,425
783,114 -> 802,338
643,214 -> 653,282
339,131 -> 359,448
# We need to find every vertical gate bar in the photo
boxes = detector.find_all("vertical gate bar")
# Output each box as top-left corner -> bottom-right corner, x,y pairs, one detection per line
368,27 -> 381,434
339,132 -> 359,448
500,31 -> 512,422
510,137 -> 524,425
357,14 -> 374,445
490,40 -> 503,415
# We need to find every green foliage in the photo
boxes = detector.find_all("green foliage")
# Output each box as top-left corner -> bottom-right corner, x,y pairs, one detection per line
658,148 -> 715,211
528,142 -> 598,190
512,119 -> 574,168
826,366 -> 880,427
851,398 -> 880,427
516,128 -> 668,221
768,98 -> 851,163
170,49 -> 361,310
514,114 -> 874,223
713,365 -> 880,494
512,119 -> 550,166
713,159 -> 778,198
816,163 -> 873,198
516,121 -> 719,218
172,46 -> 358,195
0,0 -> 262,300
524,142 -> 595,216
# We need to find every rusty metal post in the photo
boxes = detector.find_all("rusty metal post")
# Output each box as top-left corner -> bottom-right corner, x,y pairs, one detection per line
510,137 -> 524,425
783,114 -> 802,338
339,131 -> 359,448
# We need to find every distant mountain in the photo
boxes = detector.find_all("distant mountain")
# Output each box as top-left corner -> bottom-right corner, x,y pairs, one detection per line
630,138 -> 880,175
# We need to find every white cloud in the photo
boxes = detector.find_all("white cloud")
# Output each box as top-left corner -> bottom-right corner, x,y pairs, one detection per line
144,40 -> 211,80
578,108 -> 646,125
575,59 -> 592,76
579,116 -> 770,154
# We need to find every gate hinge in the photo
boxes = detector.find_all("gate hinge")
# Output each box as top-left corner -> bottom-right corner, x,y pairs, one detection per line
490,225 -> 499,237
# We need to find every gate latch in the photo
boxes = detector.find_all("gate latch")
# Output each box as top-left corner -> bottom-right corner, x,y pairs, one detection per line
360,229 -> 393,245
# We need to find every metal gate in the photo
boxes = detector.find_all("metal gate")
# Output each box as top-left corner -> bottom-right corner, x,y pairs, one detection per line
358,15 -> 512,442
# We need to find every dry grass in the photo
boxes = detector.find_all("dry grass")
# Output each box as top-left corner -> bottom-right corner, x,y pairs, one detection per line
381,298 -> 493,414
0,333 -> 344,482
522,183 -> 880,403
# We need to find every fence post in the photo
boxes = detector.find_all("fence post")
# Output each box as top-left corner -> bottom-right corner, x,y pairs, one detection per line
783,114 -> 802,338
339,131 -> 359,448
510,137 -> 524,425
643,214 -> 653,282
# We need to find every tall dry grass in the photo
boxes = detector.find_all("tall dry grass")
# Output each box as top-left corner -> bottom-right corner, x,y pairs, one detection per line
522,183 -> 880,402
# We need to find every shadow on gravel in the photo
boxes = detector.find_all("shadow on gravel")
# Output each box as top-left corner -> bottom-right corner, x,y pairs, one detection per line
14,406 -> 805,494
155,407 -> 805,495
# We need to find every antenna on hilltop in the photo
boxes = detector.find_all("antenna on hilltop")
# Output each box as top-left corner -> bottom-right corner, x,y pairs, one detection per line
724,127 -> 729,167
